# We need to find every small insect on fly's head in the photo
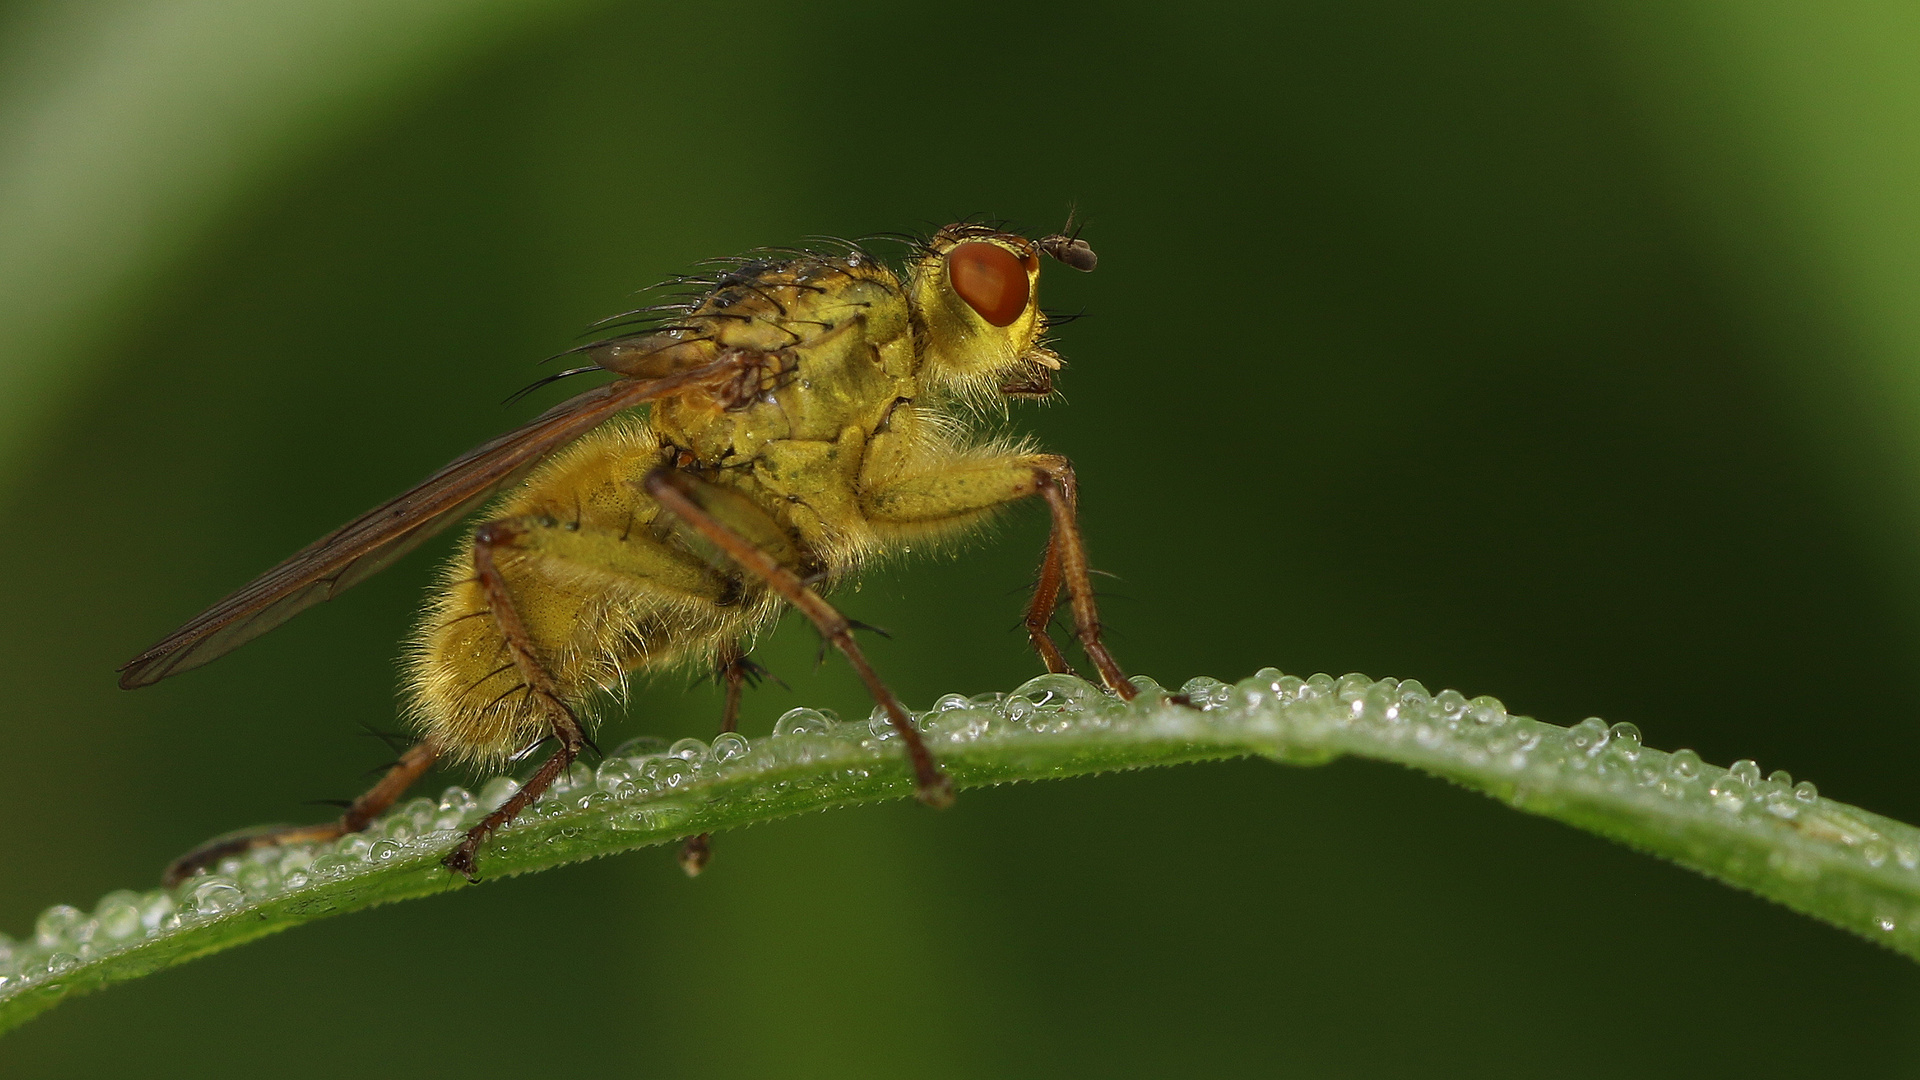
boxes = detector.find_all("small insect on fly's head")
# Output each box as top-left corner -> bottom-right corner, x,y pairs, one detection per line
909,222 -> 1097,403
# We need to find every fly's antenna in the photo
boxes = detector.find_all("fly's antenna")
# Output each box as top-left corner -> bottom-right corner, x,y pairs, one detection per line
1038,205 -> 1097,272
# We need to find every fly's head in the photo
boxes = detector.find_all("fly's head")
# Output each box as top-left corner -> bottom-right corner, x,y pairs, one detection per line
908,222 -> 1096,406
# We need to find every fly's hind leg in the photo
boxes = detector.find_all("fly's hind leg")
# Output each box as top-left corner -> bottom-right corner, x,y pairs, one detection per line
440,519 -> 591,881
677,641 -> 753,876
163,740 -> 440,887
644,468 -> 955,807
863,452 -> 1136,700
432,510 -> 740,880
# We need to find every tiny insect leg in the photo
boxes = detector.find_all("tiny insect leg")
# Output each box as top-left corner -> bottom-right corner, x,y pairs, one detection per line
440,519 -> 591,881
163,740 -> 440,887
645,468 -> 955,807
678,641 -> 751,876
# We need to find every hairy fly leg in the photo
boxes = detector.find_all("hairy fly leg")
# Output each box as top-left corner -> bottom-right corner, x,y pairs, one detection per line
163,740 -> 440,887
439,519 -> 595,880
430,505 -> 751,879
862,452 -> 1136,699
644,468 -> 955,807
677,641 -> 755,876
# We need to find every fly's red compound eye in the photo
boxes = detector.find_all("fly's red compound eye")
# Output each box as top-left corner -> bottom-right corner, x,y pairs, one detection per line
948,242 -> 1030,326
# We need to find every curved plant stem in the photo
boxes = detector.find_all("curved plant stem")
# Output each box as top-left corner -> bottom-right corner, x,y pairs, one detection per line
4,668 -> 1919,1034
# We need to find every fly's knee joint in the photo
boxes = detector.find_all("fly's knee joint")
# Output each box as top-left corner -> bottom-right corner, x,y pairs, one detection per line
538,688 -> 581,726
641,467 -> 681,496
1033,464 -> 1075,500
475,521 -> 523,549
1033,453 -> 1072,478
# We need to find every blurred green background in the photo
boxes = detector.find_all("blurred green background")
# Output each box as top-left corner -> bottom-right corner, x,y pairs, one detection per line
4,0 -> 1920,1074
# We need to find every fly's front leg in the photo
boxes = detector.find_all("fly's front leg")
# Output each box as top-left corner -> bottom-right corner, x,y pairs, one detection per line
1023,476 -> 1076,677
442,518 -> 590,881
163,740 -> 440,887
678,641 -> 752,876
863,453 -> 1136,700
1031,460 -> 1135,699
644,469 -> 955,808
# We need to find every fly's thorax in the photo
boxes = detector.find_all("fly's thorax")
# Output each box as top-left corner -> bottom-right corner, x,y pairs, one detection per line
703,255 -> 907,353
647,263 -> 916,462
590,250 -> 906,379
745,426 -> 876,563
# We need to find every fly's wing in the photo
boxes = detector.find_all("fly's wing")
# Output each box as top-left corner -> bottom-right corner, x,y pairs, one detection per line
118,352 -> 748,689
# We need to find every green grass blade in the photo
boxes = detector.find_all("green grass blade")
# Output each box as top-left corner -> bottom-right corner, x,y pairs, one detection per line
4,668 -> 1916,1034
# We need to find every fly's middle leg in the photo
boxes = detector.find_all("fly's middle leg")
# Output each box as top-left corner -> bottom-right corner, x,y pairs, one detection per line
678,640 -> 752,876
645,468 -> 955,808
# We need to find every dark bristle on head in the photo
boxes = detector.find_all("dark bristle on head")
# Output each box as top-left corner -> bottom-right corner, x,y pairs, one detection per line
1039,234 -> 1098,272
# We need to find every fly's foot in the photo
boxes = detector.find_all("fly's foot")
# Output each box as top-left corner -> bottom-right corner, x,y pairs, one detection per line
165,836 -> 269,889
914,769 -> 956,810
678,834 -> 713,877
441,838 -> 483,883
163,822 -> 349,888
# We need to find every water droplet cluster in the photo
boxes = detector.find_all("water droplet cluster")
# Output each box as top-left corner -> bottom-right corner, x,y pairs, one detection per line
8,667 -> 1919,1004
